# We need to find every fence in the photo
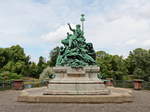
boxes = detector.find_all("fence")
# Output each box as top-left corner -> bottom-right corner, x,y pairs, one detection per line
113,80 -> 150,90
142,81 -> 150,90
113,80 -> 134,88
0,81 -> 12,90
0,80 -> 48,90
0,80 -> 150,90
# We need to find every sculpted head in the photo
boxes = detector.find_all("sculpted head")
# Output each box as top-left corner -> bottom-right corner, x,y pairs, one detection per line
76,24 -> 81,29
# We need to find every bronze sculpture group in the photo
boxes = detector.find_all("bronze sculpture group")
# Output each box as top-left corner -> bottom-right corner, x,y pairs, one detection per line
56,16 -> 96,67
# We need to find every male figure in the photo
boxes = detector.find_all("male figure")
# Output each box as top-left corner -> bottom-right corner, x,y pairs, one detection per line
67,23 -> 84,48
67,23 -> 83,37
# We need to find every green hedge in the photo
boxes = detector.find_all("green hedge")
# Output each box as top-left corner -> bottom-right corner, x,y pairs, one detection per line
0,71 -> 23,81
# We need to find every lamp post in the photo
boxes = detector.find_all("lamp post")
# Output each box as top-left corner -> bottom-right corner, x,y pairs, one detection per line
80,14 -> 85,33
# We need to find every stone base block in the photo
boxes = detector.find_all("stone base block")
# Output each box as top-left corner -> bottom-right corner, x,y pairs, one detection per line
18,87 -> 134,103
44,82 -> 110,95
45,66 -> 110,95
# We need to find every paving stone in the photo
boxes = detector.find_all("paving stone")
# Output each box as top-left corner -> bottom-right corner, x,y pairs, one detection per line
0,90 -> 150,112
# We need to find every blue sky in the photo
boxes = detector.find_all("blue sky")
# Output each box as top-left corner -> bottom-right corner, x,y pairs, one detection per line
0,0 -> 150,62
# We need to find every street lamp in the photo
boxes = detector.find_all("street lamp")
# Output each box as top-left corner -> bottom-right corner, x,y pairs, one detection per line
80,14 -> 85,33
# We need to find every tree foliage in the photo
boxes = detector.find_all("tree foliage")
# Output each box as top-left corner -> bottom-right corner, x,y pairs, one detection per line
48,46 -> 60,67
126,48 -> 150,80
0,45 -> 47,79
96,48 -> 150,81
0,45 -> 149,81
96,51 -> 127,80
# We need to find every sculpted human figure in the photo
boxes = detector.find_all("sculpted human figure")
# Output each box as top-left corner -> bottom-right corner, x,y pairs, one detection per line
67,24 -> 77,48
86,43 -> 96,60
56,47 -> 65,65
61,32 -> 71,47
67,23 -> 75,33
67,23 -> 83,37
56,16 -> 96,67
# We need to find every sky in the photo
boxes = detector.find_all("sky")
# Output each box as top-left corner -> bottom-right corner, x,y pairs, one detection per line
0,0 -> 150,62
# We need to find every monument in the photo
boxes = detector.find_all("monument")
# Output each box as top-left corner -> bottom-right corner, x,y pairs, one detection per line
44,14 -> 110,95
18,14 -> 133,103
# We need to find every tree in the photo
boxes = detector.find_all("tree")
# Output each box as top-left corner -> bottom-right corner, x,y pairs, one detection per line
126,48 -> 150,80
36,56 -> 47,77
96,51 -> 128,80
110,55 -> 128,80
9,45 -> 26,62
1,44 -> 149,81
48,46 -> 60,67
0,45 -> 49,78
28,62 -> 38,78
96,51 -> 113,78
0,45 -> 32,77
0,48 -> 10,69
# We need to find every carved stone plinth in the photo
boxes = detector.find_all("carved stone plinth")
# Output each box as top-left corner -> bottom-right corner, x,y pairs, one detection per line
44,66 -> 110,95
18,66 -> 134,103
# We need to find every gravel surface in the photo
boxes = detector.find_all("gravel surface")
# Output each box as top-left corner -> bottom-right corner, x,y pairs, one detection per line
0,89 -> 150,112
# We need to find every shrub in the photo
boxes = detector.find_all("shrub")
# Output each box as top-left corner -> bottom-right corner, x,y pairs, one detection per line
0,71 -> 23,81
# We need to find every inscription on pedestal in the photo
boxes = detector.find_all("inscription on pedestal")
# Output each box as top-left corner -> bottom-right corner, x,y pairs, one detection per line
68,74 -> 85,77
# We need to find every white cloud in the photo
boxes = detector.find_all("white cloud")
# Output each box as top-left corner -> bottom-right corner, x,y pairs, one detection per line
0,0 -> 150,61
41,24 -> 75,44
125,39 -> 137,45
143,40 -> 150,47
84,0 -> 150,56
39,0 -> 150,58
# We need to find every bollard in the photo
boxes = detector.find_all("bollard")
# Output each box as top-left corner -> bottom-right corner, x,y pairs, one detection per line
104,78 -> 113,86
133,79 -> 143,90
13,80 -> 24,90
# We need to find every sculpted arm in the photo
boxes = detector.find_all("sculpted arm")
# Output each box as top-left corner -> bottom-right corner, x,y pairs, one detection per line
67,23 -> 75,32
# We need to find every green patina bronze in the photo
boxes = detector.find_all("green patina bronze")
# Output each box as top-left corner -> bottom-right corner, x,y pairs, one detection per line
56,14 -> 96,67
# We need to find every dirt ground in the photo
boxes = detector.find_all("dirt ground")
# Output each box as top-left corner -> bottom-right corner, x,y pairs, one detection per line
0,89 -> 150,112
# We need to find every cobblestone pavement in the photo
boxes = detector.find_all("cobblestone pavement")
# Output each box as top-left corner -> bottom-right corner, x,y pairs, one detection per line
0,89 -> 150,112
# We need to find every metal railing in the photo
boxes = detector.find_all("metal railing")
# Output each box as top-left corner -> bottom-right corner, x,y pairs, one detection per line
113,80 -> 134,88
0,81 -> 13,90
0,80 -> 150,90
0,80 -> 48,90
113,80 -> 150,90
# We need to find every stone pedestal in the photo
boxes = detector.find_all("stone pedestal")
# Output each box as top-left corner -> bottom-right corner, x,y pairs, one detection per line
18,67 -> 133,103
44,66 -> 110,95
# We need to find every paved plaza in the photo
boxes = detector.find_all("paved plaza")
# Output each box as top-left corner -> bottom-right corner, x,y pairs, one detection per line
0,89 -> 150,112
